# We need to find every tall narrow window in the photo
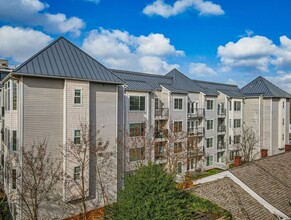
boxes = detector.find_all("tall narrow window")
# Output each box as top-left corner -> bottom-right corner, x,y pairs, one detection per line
234,119 -> 241,128
12,169 -> 16,189
174,121 -> 183,133
74,130 -> 81,144
206,100 -> 213,110
174,98 -> 183,110
12,130 -> 17,151
13,81 -> 17,110
74,166 -> 81,180
206,156 -> 214,166
206,138 -> 213,148
206,120 -> 213,130
176,162 -> 182,174
74,89 -> 82,104
234,101 -> 241,111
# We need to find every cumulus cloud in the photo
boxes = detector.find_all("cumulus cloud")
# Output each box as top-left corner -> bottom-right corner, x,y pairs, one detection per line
266,74 -> 291,94
189,62 -> 216,76
0,26 -> 53,63
82,28 -> 183,74
143,0 -> 224,18
0,0 -> 85,36
217,35 -> 280,72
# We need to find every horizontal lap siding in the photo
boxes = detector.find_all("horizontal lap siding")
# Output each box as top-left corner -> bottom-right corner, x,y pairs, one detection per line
23,77 -> 64,157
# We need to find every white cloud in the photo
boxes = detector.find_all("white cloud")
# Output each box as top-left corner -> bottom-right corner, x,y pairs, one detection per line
0,26 -> 53,63
266,74 -> 291,94
189,62 -> 216,76
217,35 -> 277,72
0,0 -> 85,35
143,0 -> 224,18
271,36 -> 291,68
226,78 -> 237,85
81,28 -> 183,74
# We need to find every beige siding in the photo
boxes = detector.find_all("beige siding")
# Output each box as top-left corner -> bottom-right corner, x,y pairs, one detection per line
23,77 -> 63,155
262,99 -> 271,151
272,99 -> 279,154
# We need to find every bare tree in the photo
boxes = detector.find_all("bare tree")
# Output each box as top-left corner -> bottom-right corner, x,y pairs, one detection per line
6,140 -> 63,220
235,126 -> 261,163
64,123 -> 116,220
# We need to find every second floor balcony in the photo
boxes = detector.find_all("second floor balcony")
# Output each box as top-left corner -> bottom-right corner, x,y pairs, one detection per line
217,125 -> 226,133
188,127 -> 204,136
155,108 -> 169,118
217,142 -> 226,150
154,129 -> 168,139
217,108 -> 226,117
188,108 -> 205,118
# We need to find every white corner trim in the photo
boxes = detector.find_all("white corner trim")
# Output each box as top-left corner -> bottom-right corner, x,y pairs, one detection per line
194,171 -> 290,220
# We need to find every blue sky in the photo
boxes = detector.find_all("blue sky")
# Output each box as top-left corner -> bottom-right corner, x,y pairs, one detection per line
1,0 -> 291,92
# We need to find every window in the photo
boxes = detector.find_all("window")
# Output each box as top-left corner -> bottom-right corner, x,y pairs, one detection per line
74,89 -> 82,104
74,130 -> 81,144
229,119 -> 232,128
74,166 -> 81,180
234,101 -> 241,111
217,152 -> 225,163
129,123 -> 145,137
187,158 -> 195,171
283,118 -> 285,125
206,100 -> 213,110
155,98 -> 160,109
229,136 -> 232,144
229,101 -> 232,111
282,134 -> 284,141
174,121 -> 182,133
283,101 -> 285,108
174,98 -> 183,110
234,135 -> 241,144
4,81 -> 10,111
174,142 -> 183,153
129,147 -> 145,161
206,138 -> 213,148
206,156 -> 214,166
130,96 -> 145,111
12,169 -> 16,189
234,119 -> 241,128
13,81 -> 17,110
12,130 -> 17,151
206,120 -> 213,130
229,150 -> 239,160
176,162 -> 182,174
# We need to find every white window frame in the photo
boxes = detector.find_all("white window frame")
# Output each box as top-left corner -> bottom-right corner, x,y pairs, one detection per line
234,101 -> 241,111
206,137 -> 214,148
174,98 -> 183,111
74,166 -> 81,180
206,155 -> 214,166
233,119 -> 241,128
206,120 -> 214,130
73,129 -> 81,144
129,96 -> 146,111
206,99 -> 214,110
174,121 -> 183,133
74,89 -> 82,105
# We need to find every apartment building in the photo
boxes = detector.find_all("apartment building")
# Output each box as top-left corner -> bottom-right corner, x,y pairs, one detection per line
241,76 -> 291,156
0,37 -> 124,219
0,36 -> 290,219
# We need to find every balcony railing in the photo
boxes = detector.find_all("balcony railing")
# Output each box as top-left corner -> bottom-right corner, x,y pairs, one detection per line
187,108 -> 205,118
187,127 -> 204,136
187,146 -> 205,157
217,142 -> 226,150
155,108 -> 169,118
155,145 -> 166,159
154,129 -> 168,139
217,125 -> 226,132
217,108 -> 226,117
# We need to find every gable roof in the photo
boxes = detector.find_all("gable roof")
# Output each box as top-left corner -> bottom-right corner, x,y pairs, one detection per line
13,37 -> 123,84
240,76 -> 291,98
192,178 -> 277,220
165,69 -> 203,93
230,152 -> 291,217
192,79 -> 244,98
110,69 -> 173,92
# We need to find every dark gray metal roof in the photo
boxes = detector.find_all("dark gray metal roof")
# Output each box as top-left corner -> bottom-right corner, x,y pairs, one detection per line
13,37 -> 123,84
165,69 -> 202,93
160,84 -> 188,94
111,69 -> 173,92
192,79 -> 244,97
241,76 -> 291,98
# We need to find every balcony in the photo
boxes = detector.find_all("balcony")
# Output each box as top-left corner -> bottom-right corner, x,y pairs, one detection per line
187,146 -> 205,157
188,127 -> 204,136
217,125 -> 226,133
217,142 -> 226,150
155,145 -> 166,160
155,108 -> 169,118
155,129 -> 168,139
217,108 -> 226,117
188,108 -> 205,118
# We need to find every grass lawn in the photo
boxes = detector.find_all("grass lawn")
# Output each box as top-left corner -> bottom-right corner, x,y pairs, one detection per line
192,168 -> 225,180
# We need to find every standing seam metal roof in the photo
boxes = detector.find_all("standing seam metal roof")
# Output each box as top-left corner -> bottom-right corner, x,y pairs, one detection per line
240,76 -> 291,98
13,37 -> 123,84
